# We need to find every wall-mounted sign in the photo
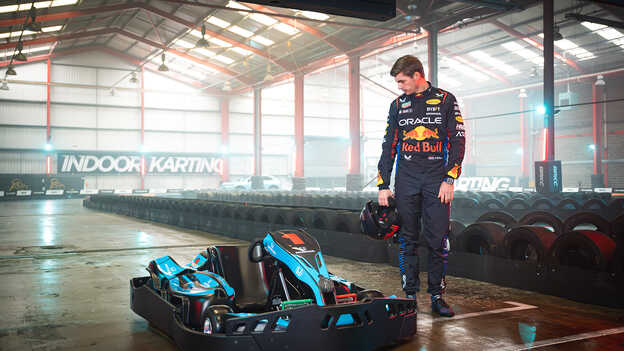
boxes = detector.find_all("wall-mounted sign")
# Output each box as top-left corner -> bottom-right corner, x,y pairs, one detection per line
58,153 -> 223,175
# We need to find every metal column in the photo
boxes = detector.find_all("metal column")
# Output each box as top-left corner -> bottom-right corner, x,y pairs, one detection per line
519,89 -> 529,184
592,76 -> 606,187
543,0 -> 555,161
220,97 -> 230,183
46,58 -> 51,176
347,55 -> 362,191
252,88 -> 263,189
427,28 -> 438,86
293,73 -> 306,190
140,67 -> 145,189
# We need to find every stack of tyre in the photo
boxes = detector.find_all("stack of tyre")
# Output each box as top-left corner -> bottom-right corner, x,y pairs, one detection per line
451,209 -> 623,278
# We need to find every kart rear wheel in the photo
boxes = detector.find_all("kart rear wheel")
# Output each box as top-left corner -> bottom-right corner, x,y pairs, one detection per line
357,289 -> 384,303
202,305 -> 233,334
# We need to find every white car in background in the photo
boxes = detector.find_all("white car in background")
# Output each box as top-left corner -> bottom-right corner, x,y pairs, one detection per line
220,176 -> 281,190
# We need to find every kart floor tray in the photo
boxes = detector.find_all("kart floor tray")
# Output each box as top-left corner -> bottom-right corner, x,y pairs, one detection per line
131,277 -> 417,351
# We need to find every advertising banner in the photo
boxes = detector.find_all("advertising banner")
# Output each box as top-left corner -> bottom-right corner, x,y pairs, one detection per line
0,175 -> 83,193
57,152 -> 223,175
455,176 -> 516,191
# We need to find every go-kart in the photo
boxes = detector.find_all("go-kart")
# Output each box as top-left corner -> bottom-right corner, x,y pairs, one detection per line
130,229 -> 417,351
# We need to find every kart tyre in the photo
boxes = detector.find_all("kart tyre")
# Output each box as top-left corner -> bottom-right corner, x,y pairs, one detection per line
504,225 -> 558,264
532,198 -> 555,210
476,211 -> 517,230
556,199 -> 581,211
481,198 -> 506,210
357,289 -> 384,303
452,197 -> 479,208
607,199 -> 624,217
506,198 -> 530,210
612,215 -> 624,241
201,305 -> 233,334
518,211 -> 564,235
548,230 -> 616,271
582,199 -> 607,211
458,222 -> 507,257
563,212 -> 612,237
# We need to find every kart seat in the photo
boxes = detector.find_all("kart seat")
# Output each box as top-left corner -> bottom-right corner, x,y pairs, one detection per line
213,245 -> 272,312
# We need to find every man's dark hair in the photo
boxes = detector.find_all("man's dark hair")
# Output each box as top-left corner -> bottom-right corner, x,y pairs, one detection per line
390,55 -> 425,78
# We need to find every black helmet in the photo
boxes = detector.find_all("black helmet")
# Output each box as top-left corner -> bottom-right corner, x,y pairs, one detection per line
360,198 -> 400,240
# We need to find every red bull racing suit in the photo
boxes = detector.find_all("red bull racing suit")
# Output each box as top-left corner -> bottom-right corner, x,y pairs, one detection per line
377,82 -> 465,296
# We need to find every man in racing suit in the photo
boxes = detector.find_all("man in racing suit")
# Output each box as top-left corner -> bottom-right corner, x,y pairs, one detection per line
377,55 -> 465,317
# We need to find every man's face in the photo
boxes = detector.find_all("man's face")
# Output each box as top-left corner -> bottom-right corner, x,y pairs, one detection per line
394,72 -> 419,95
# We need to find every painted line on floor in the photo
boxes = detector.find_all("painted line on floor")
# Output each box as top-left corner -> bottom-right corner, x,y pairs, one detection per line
419,301 -> 538,323
494,326 -> 624,351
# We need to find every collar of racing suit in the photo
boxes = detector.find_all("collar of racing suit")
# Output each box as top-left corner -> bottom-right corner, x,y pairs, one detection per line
406,81 -> 433,99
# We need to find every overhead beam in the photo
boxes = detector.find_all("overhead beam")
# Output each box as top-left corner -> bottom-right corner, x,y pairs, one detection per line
451,0 -> 524,11
565,13 -> 624,30
245,3 -> 351,53
0,44 -> 218,92
0,2 -> 294,71
490,20 -> 584,73
0,28 -> 254,85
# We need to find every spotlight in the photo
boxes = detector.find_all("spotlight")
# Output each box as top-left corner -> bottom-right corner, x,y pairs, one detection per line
263,65 -> 273,82
44,143 -> 53,151
553,25 -> 563,41
588,144 -> 596,151
6,65 -> 17,76
595,75 -> 605,86
24,7 -> 41,32
158,53 -> 169,72
0,79 -> 8,91
516,148 -> 523,155
530,66 -> 538,78
195,24 -> 211,48
14,42 -> 27,62
129,72 -> 138,84
536,105 -> 546,115
140,144 -> 149,153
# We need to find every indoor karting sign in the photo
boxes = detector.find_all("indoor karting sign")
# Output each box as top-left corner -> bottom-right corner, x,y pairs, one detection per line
58,153 -> 223,175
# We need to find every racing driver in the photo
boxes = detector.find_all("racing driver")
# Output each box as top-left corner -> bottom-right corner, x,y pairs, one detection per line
377,55 -> 465,317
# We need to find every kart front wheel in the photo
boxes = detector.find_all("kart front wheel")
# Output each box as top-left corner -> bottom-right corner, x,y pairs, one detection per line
357,289 -> 384,303
202,305 -> 233,334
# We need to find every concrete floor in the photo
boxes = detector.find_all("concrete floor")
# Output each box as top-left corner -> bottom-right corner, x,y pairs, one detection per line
1,199 -> 623,351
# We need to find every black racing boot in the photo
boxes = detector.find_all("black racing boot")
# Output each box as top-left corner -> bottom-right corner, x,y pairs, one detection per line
431,294 -> 454,317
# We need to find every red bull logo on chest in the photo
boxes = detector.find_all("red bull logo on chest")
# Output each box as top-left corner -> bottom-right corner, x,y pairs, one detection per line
403,126 -> 439,141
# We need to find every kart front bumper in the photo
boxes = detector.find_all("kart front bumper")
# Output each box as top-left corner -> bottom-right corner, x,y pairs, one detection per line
131,276 -> 417,351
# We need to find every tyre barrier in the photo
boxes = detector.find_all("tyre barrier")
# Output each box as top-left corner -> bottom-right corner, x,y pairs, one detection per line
457,222 -> 507,257
548,230 -> 616,272
518,211 -> 564,235
84,194 -> 623,307
562,212 -> 612,238
504,225 -> 558,264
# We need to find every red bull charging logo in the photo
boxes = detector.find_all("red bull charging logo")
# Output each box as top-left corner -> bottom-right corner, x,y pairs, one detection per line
403,126 -> 439,141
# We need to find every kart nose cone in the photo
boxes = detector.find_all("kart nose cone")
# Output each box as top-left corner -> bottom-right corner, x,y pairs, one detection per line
318,276 -> 334,293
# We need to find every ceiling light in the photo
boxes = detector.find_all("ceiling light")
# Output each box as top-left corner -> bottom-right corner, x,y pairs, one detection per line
300,11 -> 329,21
249,13 -> 277,26
196,24 -> 211,48
0,0 -> 77,14
158,53 -> 169,72
251,35 -> 274,46
129,72 -> 138,84
273,23 -> 299,35
0,79 -> 8,91
227,25 -> 254,38
0,45 -> 51,58
207,16 -> 230,29
24,7 -> 42,32
222,81 -> 232,91
6,66 -> 17,76
14,42 -> 28,62
214,55 -> 234,64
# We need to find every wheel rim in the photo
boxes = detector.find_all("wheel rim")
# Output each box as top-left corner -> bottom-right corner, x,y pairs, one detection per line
203,318 -> 213,334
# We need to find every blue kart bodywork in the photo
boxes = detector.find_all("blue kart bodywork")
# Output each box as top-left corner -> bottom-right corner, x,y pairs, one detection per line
131,229 -> 417,350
